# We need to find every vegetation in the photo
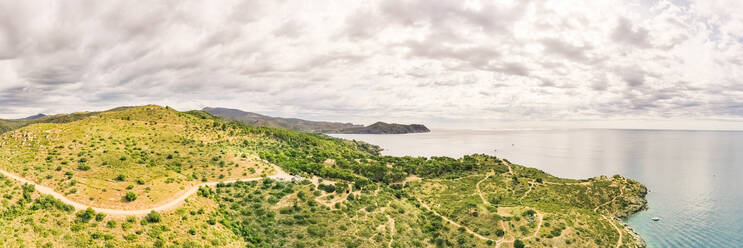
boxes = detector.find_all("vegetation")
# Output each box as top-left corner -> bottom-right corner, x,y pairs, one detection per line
0,105 -> 648,247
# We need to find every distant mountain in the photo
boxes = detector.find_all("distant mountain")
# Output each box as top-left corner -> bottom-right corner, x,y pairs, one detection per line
338,121 -> 430,134
16,114 -> 46,121
203,107 -> 430,134
202,107 -> 362,133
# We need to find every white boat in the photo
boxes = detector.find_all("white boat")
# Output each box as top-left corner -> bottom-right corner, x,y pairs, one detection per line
651,217 -> 660,221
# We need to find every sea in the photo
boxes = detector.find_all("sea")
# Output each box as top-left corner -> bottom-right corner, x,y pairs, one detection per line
330,129 -> 743,248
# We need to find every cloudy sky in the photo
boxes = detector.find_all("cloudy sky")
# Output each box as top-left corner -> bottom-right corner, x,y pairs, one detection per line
1,0 -> 742,130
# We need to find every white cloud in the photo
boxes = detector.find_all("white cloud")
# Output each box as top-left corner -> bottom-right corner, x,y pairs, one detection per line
0,0 -> 740,130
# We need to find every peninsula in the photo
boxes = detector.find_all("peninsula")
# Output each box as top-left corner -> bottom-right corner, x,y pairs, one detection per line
0,105 -> 647,247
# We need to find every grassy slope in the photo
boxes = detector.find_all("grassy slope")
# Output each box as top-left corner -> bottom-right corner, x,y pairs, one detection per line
0,105 -> 271,209
0,105 -> 648,247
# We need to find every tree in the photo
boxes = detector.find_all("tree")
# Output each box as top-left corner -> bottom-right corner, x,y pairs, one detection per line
125,191 -> 137,202
145,210 -> 161,223
514,239 -> 524,248
76,207 -> 96,223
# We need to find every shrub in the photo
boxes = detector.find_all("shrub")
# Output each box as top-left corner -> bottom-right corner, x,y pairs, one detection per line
125,192 -> 137,202
145,211 -> 161,223
522,209 -> 536,217
77,164 -> 91,171
76,208 -> 96,223
115,174 -> 126,181
514,240 -> 525,248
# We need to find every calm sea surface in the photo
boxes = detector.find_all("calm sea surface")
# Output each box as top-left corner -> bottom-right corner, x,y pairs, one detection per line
330,129 -> 743,248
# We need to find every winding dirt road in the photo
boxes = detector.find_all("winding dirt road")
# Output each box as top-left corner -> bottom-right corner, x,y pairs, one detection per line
0,165 -> 298,216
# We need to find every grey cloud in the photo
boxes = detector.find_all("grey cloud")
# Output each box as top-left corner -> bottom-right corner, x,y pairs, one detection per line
612,17 -> 652,48
591,73 -> 609,91
342,9 -> 384,40
540,38 -> 596,63
616,67 -> 647,87
404,39 -> 500,69
379,0 -> 530,34
495,63 -> 530,77
273,20 -> 304,38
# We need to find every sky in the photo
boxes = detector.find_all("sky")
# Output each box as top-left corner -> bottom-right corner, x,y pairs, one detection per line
1,0 -> 742,130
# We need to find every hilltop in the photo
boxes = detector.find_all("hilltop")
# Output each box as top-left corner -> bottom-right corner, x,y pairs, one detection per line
203,107 -> 431,134
0,105 -> 647,247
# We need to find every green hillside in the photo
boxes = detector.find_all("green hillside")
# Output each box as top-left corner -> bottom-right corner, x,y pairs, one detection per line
0,105 -> 647,247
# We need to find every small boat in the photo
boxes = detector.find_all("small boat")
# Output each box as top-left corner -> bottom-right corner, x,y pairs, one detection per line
651,217 -> 660,221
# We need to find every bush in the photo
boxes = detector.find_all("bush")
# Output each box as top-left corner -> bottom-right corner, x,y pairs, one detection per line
116,174 -> 126,181
95,213 -> 106,222
318,184 -> 335,193
125,192 -> 137,202
76,208 -> 96,223
77,164 -> 91,171
145,211 -> 161,223
522,209 -> 536,217
514,240 -> 525,248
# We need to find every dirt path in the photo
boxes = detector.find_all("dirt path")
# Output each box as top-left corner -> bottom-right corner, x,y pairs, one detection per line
519,182 -> 534,201
386,215 -> 395,248
529,213 -> 544,239
505,160 -> 514,175
602,215 -> 623,248
594,182 -> 626,248
0,165 -> 299,216
417,199 -> 494,242
476,170 -> 494,205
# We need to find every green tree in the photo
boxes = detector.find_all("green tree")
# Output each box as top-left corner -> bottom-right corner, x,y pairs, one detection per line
76,207 -> 96,223
514,239 -> 525,248
125,191 -> 137,202
145,210 -> 161,223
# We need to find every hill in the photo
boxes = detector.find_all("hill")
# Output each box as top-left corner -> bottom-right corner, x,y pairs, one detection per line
15,113 -> 47,121
203,107 -> 431,134
338,121 -> 430,134
202,107 -> 361,133
0,108 -> 127,134
0,105 -> 647,247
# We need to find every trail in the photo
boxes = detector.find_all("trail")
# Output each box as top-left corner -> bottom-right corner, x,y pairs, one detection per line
519,182 -> 534,201
476,170 -> 493,205
594,181 -> 626,248
505,160 -> 514,175
529,213 -> 543,239
602,215 -> 623,248
0,165 -> 298,216
386,215 -> 395,248
417,199 -> 493,242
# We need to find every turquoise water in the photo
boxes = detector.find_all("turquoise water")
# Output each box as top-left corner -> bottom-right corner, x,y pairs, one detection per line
330,129 -> 743,248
